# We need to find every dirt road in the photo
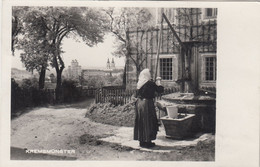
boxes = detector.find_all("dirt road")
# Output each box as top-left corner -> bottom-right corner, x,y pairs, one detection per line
11,98 -> 214,161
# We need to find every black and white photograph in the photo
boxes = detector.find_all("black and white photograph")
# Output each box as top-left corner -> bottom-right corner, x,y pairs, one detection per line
10,6 -> 217,161
1,1 -> 259,167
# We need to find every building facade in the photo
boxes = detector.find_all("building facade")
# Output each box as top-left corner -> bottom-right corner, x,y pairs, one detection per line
81,69 -> 106,78
67,60 -> 82,80
106,58 -> 116,70
81,58 -> 124,84
126,8 -> 217,92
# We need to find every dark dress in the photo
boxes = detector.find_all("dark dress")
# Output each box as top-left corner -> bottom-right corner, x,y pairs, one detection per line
134,80 -> 164,142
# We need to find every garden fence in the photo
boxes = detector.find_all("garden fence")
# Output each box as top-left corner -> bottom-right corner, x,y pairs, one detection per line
95,87 -> 179,105
11,86 -> 98,115
81,88 -> 97,97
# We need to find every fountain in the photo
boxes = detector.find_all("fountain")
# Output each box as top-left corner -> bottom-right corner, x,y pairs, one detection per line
157,41 -> 216,139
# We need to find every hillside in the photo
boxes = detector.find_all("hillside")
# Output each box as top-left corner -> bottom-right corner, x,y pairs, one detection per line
11,68 -> 34,81
11,68 -> 57,81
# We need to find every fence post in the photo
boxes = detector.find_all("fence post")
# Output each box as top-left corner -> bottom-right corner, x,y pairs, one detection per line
116,89 -> 118,105
95,89 -> 96,103
104,89 -> 106,103
124,90 -> 127,104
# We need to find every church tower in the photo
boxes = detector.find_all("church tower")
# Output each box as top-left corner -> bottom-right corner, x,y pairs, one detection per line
111,58 -> 115,69
106,58 -> 110,69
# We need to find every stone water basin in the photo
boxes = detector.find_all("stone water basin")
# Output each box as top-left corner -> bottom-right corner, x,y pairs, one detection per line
156,92 -> 216,133
160,114 -> 195,140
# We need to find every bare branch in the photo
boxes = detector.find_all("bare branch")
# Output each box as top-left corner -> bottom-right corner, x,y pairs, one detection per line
105,8 -> 126,44
112,32 -> 126,43
129,55 -> 137,65
140,57 -> 146,65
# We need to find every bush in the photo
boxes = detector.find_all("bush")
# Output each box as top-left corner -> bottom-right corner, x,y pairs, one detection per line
62,79 -> 83,103
11,78 -> 54,116
20,77 -> 38,89
11,78 -> 38,115
11,78 -> 22,113
11,77 -> 88,116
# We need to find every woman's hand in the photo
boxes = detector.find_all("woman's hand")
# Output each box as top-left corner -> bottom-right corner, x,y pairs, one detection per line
156,77 -> 162,86
130,94 -> 138,104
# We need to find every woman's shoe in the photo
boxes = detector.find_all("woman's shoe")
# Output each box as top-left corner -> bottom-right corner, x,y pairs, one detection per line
146,142 -> 155,148
139,141 -> 146,147
139,142 -> 156,148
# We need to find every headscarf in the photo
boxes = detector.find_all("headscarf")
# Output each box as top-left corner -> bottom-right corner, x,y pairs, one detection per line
137,68 -> 151,89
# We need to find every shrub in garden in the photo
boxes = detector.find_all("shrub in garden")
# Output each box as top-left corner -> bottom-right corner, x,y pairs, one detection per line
21,78 -> 42,106
11,78 -> 22,113
11,78 -> 51,115
62,79 -> 82,103
11,78 -> 38,115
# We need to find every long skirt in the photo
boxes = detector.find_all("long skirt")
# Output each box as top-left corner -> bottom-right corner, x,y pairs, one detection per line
134,98 -> 159,142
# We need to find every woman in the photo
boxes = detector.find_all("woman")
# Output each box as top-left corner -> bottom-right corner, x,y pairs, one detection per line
134,69 -> 164,148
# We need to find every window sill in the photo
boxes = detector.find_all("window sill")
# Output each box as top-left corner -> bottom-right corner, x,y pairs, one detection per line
202,17 -> 217,22
162,80 -> 174,82
201,80 -> 216,83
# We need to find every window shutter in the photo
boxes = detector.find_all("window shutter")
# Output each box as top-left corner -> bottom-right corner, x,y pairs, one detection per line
201,56 -> 205,81
173,56 -> 178,81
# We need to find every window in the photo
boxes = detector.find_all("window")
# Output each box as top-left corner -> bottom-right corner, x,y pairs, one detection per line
205,57 -> 216,81
203,8 -> 217,19
206,8 -> 213,17
160,58 -> 173,80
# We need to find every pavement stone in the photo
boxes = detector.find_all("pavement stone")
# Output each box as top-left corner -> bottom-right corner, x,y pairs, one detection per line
100,126 -> 214,153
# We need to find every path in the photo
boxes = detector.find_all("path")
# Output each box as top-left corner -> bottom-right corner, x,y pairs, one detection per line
11,99 -> 120,160
11,98 -> 215,160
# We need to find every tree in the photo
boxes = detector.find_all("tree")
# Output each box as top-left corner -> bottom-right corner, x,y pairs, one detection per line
12,7 -> 25,55
41,7 -> 107,100
17,10 -> 52,89
104,7 -> 153,84
13,7 -> 51,89
86,76 -> 106,88
19,41 -> 50,90
16,7 -> 108,100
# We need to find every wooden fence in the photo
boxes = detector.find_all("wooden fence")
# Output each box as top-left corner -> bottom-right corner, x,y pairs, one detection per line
82,88 -> 97,97
95,88 -> 135,105
95,87 -> 179,105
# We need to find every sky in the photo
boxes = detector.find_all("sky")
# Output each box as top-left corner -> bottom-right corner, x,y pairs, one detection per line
11,33 -> 125,70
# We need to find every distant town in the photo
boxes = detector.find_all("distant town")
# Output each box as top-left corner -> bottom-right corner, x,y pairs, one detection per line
11,58 -> 124,89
